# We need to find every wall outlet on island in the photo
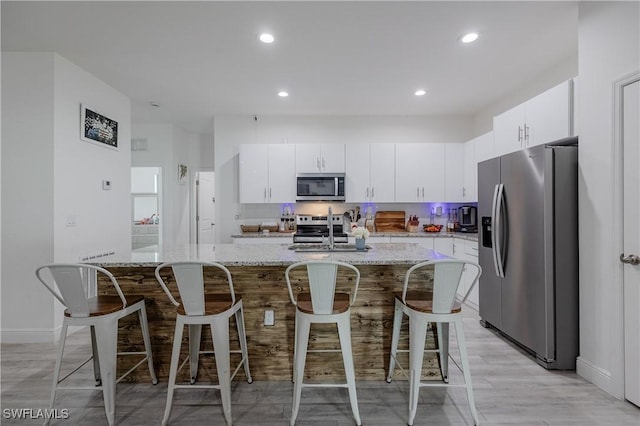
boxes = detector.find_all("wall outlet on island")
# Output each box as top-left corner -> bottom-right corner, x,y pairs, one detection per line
264,309 -> 275,326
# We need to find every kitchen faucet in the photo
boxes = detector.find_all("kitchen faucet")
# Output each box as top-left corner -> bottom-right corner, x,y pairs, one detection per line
327,206 -> 334,250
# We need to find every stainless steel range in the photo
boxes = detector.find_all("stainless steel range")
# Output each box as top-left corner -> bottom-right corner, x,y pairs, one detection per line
293,214 -> 349,244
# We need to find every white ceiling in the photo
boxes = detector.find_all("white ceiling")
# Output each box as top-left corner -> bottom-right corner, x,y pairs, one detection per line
1,1 -> 578,134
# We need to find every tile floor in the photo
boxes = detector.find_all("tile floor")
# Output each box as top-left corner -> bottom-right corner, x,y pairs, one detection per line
1,308 -> 638,425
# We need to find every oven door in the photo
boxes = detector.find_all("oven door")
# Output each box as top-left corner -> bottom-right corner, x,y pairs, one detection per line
296,173 -> 345,201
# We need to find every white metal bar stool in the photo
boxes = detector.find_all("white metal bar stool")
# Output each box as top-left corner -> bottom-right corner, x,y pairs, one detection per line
386,259 -> 482,426
285,260 -> 362,426
154,261 -> 252,426
35,264 -> 158,426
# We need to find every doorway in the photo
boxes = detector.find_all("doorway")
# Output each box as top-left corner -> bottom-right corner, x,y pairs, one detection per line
615,71 -> 640,407
195,171 -> 215,244
131,166 -> 162,250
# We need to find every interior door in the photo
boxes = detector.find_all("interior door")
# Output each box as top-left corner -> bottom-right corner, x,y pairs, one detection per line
622,79 -> 640,407
196,172 -> 215,244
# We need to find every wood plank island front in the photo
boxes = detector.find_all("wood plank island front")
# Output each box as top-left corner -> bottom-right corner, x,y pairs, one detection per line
94,243 -> 449,382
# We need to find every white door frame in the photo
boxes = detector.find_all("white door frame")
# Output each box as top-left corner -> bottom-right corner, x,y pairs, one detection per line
612,69 -> 640,402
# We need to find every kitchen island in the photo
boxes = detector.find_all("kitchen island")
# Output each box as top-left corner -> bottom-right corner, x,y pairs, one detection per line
94,243 -> 449,382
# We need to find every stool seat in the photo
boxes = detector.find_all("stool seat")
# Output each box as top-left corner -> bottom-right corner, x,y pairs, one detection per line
393,291 -> 462,314
176,294 -> 240,316
64,294 -> 145,317
296,292 -> 350,314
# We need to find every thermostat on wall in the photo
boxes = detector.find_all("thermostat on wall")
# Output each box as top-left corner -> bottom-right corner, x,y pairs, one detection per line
102,180 -> 112,190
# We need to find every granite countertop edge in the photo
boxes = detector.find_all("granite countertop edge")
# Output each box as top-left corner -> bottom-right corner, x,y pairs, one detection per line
232,231 -> 478,241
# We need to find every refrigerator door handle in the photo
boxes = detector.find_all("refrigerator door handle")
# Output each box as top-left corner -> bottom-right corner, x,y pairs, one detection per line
492,183 -> 506,278
491,184 -> 501,277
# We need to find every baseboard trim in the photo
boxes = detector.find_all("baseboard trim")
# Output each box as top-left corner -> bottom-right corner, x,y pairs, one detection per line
576,356 -> 617,397
1,328 -> 56,344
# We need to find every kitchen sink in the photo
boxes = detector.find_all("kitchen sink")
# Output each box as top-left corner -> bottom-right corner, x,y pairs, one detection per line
289,244 -> 371,253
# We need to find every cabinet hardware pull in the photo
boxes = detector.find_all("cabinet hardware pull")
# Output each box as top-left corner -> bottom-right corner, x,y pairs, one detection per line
371,187 -> 375,198
518,125 -> 523,143
316,157 -> 321,170
524,125 -> 530,145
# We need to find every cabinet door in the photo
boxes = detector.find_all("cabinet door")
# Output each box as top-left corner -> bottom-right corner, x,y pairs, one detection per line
320,144 -> 345,172
395,143 -> 426,202
493,103 -> 526,157
345,144 -> 371,202
295,144 -> 321,173
239,144 -> 268,203
433,237 -> 454,257
463,139 -> 477,201
369,143 -> 395,202
474,131 -> 495,163
268,144 -> 296,203
445,143 -> 465,202
422,143 -> 445,201
525,80 -> 572,147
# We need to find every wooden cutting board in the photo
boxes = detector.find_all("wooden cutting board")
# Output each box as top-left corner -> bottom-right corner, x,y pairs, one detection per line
374,211 -> 406,232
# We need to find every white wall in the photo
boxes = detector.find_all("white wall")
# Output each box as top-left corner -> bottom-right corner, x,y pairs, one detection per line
213,114 -> 475,243
576,1 -> 639,398
53,55 -> 131,262
1,53 -> 56,342
1,53 -> 132,342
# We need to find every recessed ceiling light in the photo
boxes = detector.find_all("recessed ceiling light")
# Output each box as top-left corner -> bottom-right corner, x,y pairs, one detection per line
278,91 -> 289,98
149,101 -> 160,107
259,33 -> 275,44
414,89 -> 427,96
460,32 -> 479,44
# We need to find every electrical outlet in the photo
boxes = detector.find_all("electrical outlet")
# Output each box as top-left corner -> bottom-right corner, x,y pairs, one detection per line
264,310 -> 275,326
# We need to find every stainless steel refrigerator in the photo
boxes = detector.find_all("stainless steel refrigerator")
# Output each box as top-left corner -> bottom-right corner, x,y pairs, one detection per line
478,137 -> 578,369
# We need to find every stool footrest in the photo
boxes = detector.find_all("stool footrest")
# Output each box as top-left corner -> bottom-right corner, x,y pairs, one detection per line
301,383 -> 349,389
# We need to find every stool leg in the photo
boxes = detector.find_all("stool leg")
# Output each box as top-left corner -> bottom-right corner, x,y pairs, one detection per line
211,318 -> 232,425
290,311 -> 310,426
454,317 -> 480,426
90,325 -> 102,386
234,302 -> 252,383
436,322 -> 450,383
337,313 -> 361,426
408,316 -> 428,426
94,318 -> 118,426
45,323 -> 68,426
386,299 -> 404,383
138,303 -> 158,385
188,324 -> 202,384
163,316 -> 185,426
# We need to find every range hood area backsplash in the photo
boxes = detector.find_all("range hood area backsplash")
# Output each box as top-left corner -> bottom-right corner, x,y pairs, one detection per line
238,201 -> 477,229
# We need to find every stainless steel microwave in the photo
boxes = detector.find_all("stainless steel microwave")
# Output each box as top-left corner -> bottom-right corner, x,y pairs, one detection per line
296,173 -> 345,201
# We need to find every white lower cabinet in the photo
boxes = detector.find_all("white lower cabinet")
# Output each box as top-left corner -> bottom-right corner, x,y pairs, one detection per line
453,238 -> 479,310
433,237 -> 454,257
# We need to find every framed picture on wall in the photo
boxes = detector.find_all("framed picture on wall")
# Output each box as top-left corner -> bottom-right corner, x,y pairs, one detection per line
80,104 -> 118,149
178,164 -> 188,184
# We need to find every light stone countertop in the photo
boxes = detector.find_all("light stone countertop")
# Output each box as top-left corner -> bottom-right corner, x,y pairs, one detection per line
232,231 -> 478,241
90,243 -> 451,267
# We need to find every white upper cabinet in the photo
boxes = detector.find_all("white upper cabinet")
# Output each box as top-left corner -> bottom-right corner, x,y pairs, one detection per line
239,144 -> 296,203
295,143 -> 345,173
493,80 -> 573,157
474,130 -> 495,163
445,143 -> 465,202
463,139 -> 477,202
346,143 -> 395,203
395,143 -> 445,202
524,80 -> 573,147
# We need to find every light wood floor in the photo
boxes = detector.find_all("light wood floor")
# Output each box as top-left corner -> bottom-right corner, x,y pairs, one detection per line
1,307 -> 638,425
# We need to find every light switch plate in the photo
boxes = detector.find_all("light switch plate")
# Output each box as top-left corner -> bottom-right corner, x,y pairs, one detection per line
264,310 -> 275,326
